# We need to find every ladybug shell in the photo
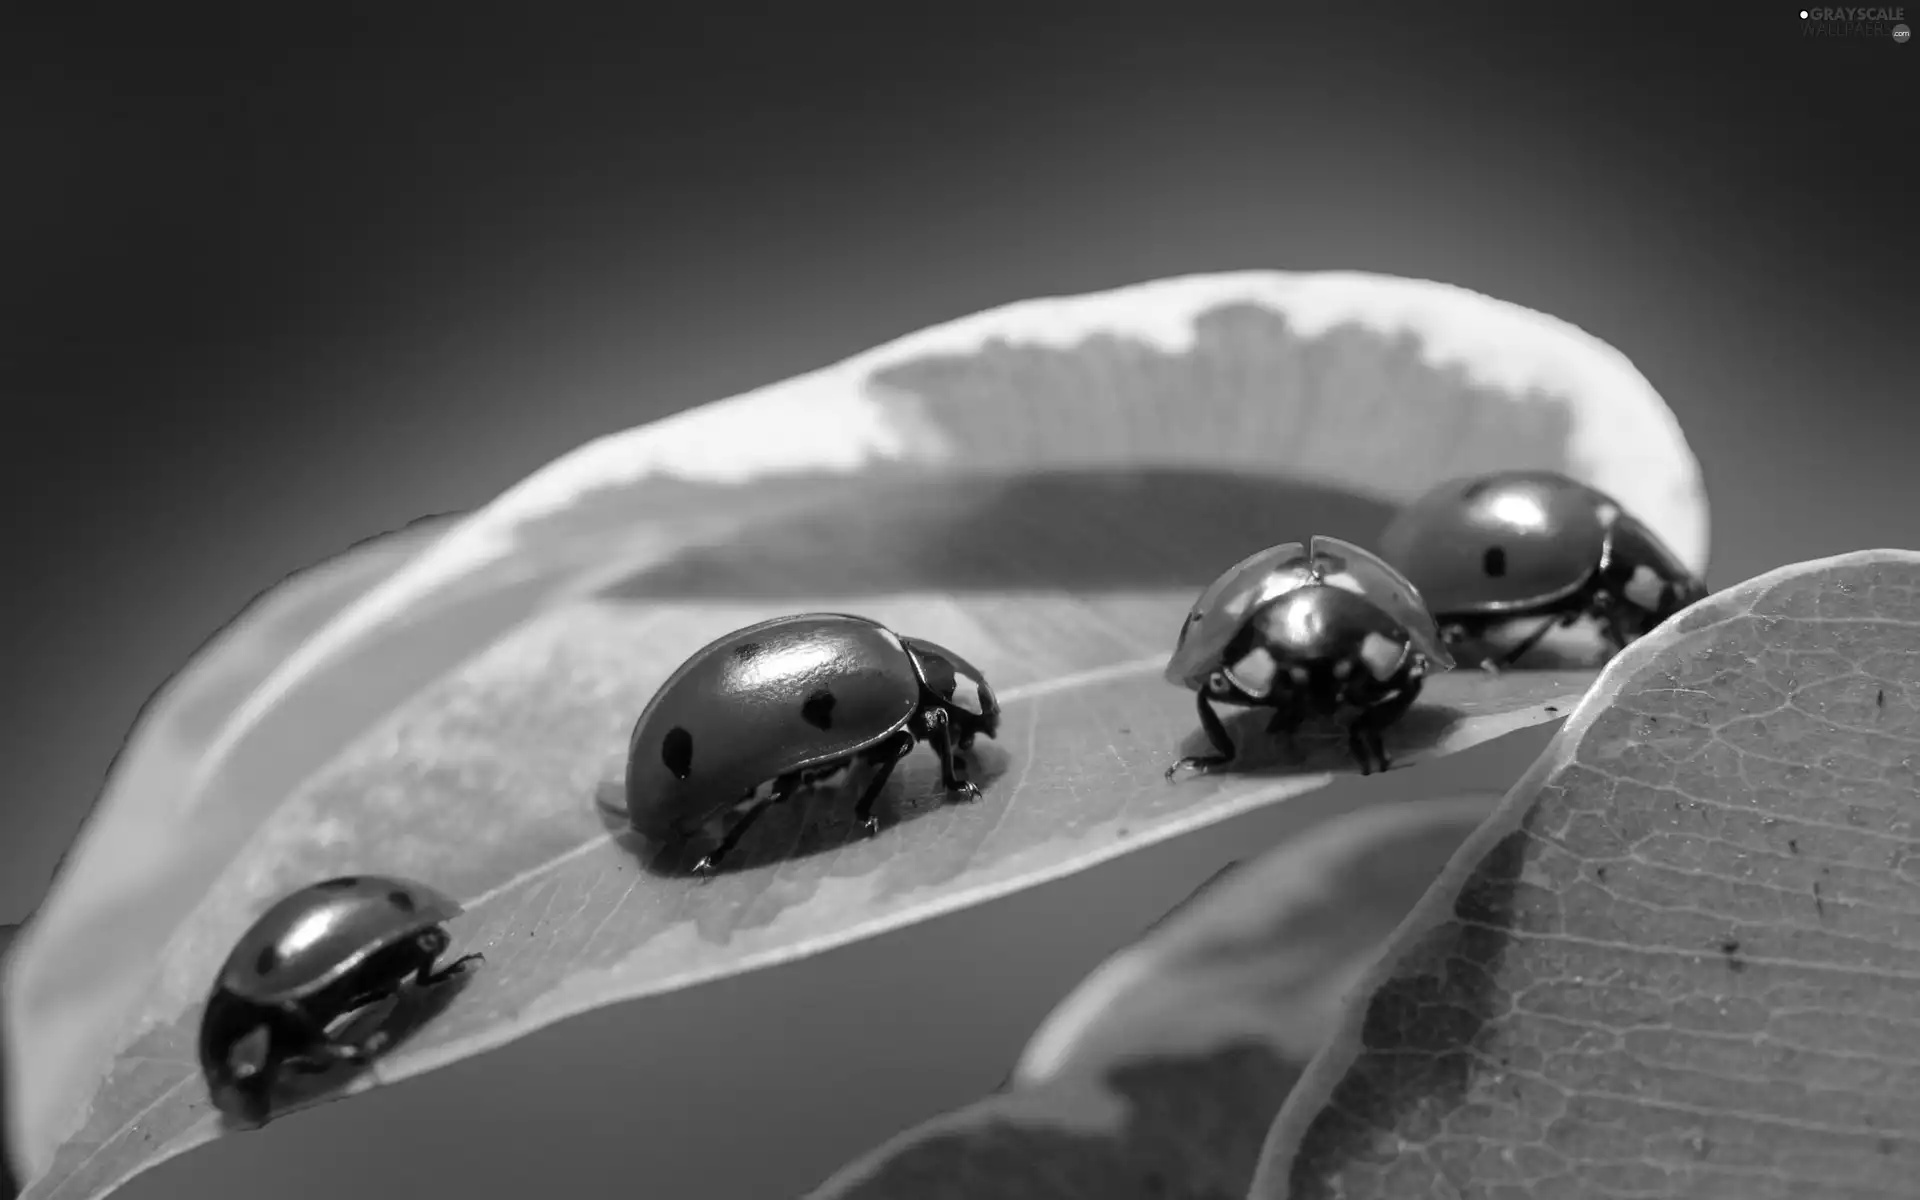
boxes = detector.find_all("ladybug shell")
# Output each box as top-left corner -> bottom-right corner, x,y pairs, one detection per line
214,875 -> 461,1006
626,613 -> 924,827
1167,535 -> 1450,688
1379,471 -> 1621,616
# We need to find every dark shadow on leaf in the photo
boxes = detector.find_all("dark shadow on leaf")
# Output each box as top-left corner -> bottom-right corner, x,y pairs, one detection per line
598,469 -> 1401,602
1168,700 -> 1472,778
1282,830 -> 1525,1191
221,960 -> 478,1133
543,300 -> 1584,605
605,745 -> 1014,879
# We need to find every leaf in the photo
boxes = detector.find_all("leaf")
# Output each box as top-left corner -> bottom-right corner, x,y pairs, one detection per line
5,270 -> 1710,1200
0,514 -> 456,1187
1,924 -> 17,1200
1011,793 -> 1506,1090
1251,549 -> 1920,1200
807,795 -> 1500,1200
11,511 -> 456,926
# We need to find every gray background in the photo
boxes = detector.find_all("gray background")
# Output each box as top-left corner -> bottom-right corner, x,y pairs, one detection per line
4,9 -> 1913,1198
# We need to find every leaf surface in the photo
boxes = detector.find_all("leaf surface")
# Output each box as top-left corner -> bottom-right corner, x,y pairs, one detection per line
0,515 -> 454,1188
4,272 -> 1709,1200
1,925 -> 16,1200
1252,549 -> 1920,1200
808,795 -> 1500,1199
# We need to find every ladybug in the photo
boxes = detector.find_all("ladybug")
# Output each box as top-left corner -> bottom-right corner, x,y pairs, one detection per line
1165,535 -> 1453,778
1377,470 -> 1708,668
198,875 -> 482,1125
625,612 -> 1002,873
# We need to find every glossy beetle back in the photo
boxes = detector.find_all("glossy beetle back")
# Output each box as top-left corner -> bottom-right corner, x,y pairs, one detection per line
1231,583 -> 1414,681
1168,541 -> 1313,687
1307,535 -> 1451,668
626,613 -> 923,828
1379,471 -> 1614,616
216,875 -> 460,1005
1168,536 -> 1449,687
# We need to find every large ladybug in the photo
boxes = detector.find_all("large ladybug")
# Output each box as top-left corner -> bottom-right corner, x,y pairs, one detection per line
1378,470 -> 1708,668
1165,536 -> 1453,778
198,875 -> 482,1125
625,612 -> 1002,873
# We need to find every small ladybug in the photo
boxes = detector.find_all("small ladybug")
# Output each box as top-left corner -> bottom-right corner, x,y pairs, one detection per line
1377,470 -> 1708,668
625,612 -> 1002,873
1165,536 -> 1453,778
198,875 -> 482,1125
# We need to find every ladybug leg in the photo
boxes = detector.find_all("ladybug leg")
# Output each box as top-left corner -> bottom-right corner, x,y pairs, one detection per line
281,1037 -> 378,1073
693,776 -> 796,874
921,707 -> 983,802
852,733 -> 915,836
418,952 -> 486,989
1496,613 -> 1564,668
1347,685 -> 1420,776
1166,692 -> 1236,780
1263,700 -> 1309,762
1589,595 -> 1641,656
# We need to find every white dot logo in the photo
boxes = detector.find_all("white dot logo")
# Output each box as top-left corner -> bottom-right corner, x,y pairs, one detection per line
1800,8 -> 1809,15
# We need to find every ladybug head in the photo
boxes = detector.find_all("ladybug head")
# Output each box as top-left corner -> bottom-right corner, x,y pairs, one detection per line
902,637 -> 1001,740
224,1023 -> 274,1083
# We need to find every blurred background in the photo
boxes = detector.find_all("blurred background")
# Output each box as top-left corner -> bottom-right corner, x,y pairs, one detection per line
3,6 -> 1914,1197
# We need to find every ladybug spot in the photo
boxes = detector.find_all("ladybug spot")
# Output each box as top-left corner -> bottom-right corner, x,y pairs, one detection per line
1482,546 -> 1508,578
732,641 -> 766,662
661,727 -> 695,780
318,876 -> 360,891
387,890 -> 416,913
253,944 -> 281,975
801,688 -> 837,730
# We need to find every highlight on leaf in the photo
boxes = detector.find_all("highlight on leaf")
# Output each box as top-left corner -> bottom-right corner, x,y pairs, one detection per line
3,271 -> 1708,1200
1251,549 -> 1920,1200
809,795 -> 1501,1199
